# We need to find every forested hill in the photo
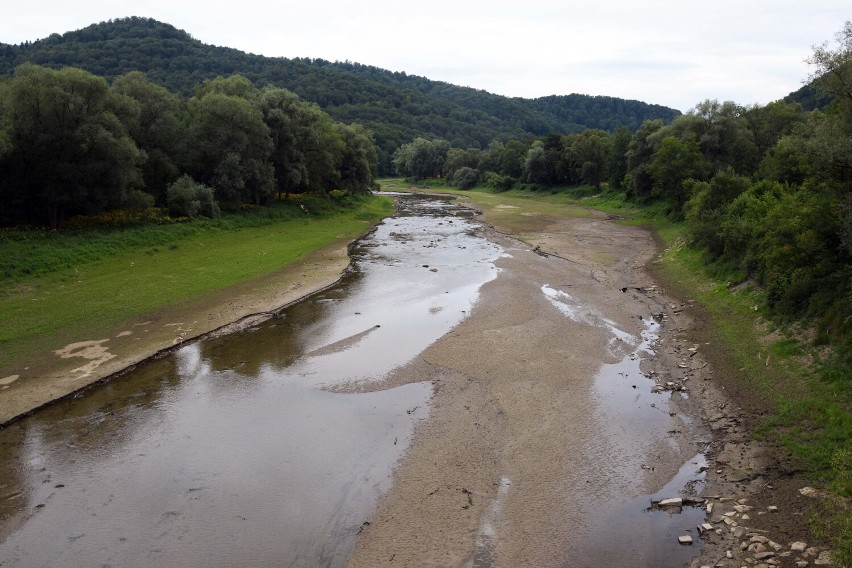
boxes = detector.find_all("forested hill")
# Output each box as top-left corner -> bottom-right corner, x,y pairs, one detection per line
0,17 -> 681,171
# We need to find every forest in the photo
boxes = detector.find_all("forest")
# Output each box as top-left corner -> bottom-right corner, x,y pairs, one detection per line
391,23 -> 852,367
0,17 -> 681,173
0,65 -> 379,227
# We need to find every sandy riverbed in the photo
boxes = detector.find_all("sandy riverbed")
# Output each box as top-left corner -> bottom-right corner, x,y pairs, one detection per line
0,193 -> 821,567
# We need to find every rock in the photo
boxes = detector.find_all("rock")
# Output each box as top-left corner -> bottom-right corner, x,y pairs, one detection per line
791,542 -> 807,553
706,502 -> 714,513
796,562 -> 809,567
767,505 -> 778,513
799,487 -> 818,498
768,541 -> 782,551
750,536 -> 769,544
659,497 -> 683,507
754,552 -> 775,560
698,522 -> 714,534
678,535 -> 693,545
814,550 -> 833,565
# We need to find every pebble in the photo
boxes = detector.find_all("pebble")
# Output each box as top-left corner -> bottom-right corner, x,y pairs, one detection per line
679,535 -> 693,545
790,542 -> 807,552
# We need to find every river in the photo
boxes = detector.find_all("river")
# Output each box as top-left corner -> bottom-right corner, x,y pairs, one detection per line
0,194 -> 502,568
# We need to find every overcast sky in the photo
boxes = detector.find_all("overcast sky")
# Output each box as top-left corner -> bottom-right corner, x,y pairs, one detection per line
2,1 -> 848,112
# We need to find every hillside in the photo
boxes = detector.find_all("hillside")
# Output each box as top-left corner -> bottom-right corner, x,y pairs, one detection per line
0,17 -> 681,172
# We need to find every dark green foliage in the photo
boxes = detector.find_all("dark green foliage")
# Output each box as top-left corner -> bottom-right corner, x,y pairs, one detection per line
0,64 -> 144,227
0,62 -> 380,226
0,18 -> 682,175
166,175 -> 219,218
450,167 -> 481,189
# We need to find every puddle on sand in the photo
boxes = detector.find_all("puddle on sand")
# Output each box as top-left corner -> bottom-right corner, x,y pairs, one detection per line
539,286 -> 705,567
0,193 -> 502,568
580,318 -> 706,567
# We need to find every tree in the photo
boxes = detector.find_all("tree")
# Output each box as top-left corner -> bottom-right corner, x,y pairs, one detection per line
646,136 -> 708,214
393,138 -> 449,179
337,123 -> 378,193
626,119 -> 665,199
185,86 -> 274,208
608,127 -> 632,190
523,141 -> 549,185
0,64 -> 144,227
112,71 -> 184,203
566,129 -> 612,189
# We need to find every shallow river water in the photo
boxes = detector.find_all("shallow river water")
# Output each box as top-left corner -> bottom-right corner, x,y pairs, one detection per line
0,194 -> 502,567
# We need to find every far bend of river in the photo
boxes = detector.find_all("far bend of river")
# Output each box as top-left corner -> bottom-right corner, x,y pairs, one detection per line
0,193 -> 503,568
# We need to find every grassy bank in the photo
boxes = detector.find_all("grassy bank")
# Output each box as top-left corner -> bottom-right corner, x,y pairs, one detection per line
386,179 -> 850,561
0,194 -> 393,371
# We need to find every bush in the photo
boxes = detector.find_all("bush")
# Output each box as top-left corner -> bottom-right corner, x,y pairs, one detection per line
167,175 -> 220,219
450,167 -> 480,189
121,189 -> 155,211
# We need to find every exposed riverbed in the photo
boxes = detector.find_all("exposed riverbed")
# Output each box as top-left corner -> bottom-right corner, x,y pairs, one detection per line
0,193 -> 717,567
0,194 -> 501,567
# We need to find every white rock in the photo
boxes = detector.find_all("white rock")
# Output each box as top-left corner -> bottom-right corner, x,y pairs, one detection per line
678,535 -> 693,545
791,542 -> 807,552
659,497 -> 684,507
767,505 -> 779,513
799,487 -> 818,497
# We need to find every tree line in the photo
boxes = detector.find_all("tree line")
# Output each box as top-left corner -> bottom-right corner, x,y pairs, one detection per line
0,17 -> 682,175
0,64 -> 379,228
393,23 -> 852,356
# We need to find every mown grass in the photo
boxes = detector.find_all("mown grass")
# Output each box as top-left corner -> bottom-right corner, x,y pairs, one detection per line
385,179 -> 851,563
0,194 -> 394,370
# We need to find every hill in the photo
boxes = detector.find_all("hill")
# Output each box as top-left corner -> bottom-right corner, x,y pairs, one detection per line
0,17 -> 681,172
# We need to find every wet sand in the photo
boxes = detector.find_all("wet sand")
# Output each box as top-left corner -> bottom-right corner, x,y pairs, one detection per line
347,210 -> 712,567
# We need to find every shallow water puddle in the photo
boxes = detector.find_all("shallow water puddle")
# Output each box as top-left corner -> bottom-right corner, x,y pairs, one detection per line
0,194 -> 502,568
540,286 -> 705,567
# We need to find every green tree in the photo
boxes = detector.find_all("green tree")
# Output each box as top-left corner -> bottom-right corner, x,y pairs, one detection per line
393,138 -> 450,179
185,87 -> 274,208
608,127 -> 633,190
112,71 -> 184,203
0,64 -> 143,227
336,122 -> 378,193
566,129 -> 612,189
646,136 -> 708,214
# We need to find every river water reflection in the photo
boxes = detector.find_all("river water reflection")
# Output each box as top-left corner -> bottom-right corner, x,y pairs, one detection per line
0,193 -> 502,567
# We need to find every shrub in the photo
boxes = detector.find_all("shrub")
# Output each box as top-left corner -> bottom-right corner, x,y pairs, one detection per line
449,167 -> 480,189
167,175 -> 220,219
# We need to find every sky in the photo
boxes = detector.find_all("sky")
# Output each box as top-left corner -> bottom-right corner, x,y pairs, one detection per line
1,1 -> 848,112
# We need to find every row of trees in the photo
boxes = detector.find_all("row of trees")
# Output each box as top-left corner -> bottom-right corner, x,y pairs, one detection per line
0,17 -> 683,175
0,64 -> 379,227
393,24 -> 851,349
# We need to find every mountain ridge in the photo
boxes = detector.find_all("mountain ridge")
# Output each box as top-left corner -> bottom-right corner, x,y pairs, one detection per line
1,17 -> 683,171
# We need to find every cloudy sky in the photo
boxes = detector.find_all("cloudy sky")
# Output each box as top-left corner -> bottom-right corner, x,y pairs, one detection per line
2,1 -> 848,112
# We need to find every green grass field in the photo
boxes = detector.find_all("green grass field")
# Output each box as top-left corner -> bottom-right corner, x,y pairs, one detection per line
0,195 -> 394,370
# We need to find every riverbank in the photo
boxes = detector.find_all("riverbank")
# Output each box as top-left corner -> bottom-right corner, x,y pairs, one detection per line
346,185 -> 836,567
0,197 -> 392,426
